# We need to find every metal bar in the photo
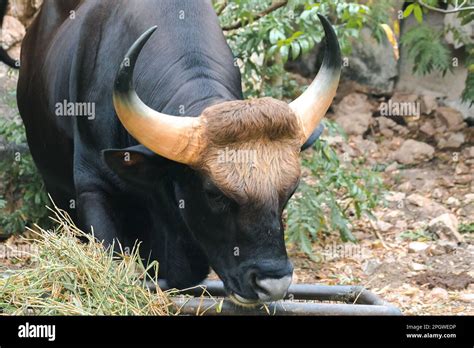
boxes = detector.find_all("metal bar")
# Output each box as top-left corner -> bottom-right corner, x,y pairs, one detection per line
172,298 -> 402,316
156,280 -> 392,306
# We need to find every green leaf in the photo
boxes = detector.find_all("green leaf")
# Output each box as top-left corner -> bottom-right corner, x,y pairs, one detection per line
299,39 -> 311,54
403,4 -> 414,18
413,5 -> 423,23
279,45 -> 289,63
269,28 -> 285,45
291,41 -> 301,60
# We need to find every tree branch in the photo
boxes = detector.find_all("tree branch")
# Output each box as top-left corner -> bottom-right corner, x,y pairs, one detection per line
417,0 -> 474,14
222,0 -> 288,31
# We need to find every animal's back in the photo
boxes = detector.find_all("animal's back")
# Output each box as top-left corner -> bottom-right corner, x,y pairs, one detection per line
16,0 -> 240,220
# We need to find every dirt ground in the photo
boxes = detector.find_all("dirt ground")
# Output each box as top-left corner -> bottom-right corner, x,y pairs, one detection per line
1,64 -> 473,315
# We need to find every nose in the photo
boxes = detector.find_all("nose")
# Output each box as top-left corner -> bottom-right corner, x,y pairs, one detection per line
246,261 -> 293,302
254,275 -> 292,302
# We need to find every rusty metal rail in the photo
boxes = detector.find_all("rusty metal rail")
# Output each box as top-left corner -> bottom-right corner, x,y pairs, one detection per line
150,280 -> 402,316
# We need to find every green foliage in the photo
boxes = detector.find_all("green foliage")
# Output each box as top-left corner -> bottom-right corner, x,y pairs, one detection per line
403,0 -> 474,105
366,0 -> 397,43
404,3 -> 424,24
216,0 -> 372,98
286,121 -> 385,257
459,222 -> 474,234
401,25 -> 451,76
462,44 -> 474,106
0,117 -> 50,237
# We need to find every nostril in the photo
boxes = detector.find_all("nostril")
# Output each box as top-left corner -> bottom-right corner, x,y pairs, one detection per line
249,272 -> 271,296
253,275 -> 292,302
247,269 -> 265,292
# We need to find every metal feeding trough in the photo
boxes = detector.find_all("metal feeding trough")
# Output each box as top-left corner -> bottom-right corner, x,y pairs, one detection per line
152,280 -> 402,316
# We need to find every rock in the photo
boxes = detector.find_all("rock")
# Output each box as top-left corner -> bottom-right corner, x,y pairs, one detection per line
384,162 -> 398,172
397,181 -> 413,192
462,146 -> 474,159
387,136 -> 404,150
431,188 -> 446,200
6,0 -> 43,26
458,293 -> 474,303
393,139 -> 435,164
428,213 -> 464,243
385,191 -> 406,202
437,240 -> 459,252
460,202 -> 474,219
0,16 -> 26,49
420,95 -> 438,115
421,179 -> 437,192
351,137 -> 378,154
464,194 -> 474,205
435,107 -> 466,131
391,92 -> 419,104
376,220 -> 393,232
378,116 -> 398,130
334,93 -> 373,136
342,28 -> 398,95
455,163 -> 470,175
335,93 -> 374,115
430,287 -> 449,300
335,112 -> 372,136
395,220 -> 407,231
437,132 -> 465,149
407,194 -> 449,219
380,128 -> 394,138
429,243 -> 448,256
377,116 -> 409,136
420,120 -> 436,137
411,262 -> 427,271
363,259 -> 382,276
408,241 -> 430,253
454,174 -> 472,185
440,176 -> 455,188
446,197 -> 460,207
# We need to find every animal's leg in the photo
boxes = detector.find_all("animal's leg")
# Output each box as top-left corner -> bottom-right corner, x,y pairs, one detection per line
76,189 -> 121,249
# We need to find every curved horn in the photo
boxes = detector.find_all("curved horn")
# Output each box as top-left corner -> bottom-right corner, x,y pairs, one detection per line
290,14 -> 342,144
113,26 -> 204,165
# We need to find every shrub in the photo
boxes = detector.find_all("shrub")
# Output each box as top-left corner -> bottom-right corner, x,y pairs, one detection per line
286,121 -> 384,257
0,116 -> 50,237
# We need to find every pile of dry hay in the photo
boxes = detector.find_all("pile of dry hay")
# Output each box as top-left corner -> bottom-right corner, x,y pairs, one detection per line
0,205 -> 174,315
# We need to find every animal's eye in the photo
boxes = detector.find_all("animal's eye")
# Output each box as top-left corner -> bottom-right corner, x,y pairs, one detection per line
204,183 -> 230,212
206,188 -> 226,203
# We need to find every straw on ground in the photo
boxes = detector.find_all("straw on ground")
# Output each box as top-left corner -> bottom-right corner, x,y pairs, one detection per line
0,204 -> 173,315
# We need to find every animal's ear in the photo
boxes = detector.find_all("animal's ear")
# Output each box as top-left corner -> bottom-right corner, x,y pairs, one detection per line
102,145 -> 176,187
301,124 -> 324,151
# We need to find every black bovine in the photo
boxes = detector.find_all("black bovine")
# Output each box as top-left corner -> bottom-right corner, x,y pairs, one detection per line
14,0 -> 341,305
